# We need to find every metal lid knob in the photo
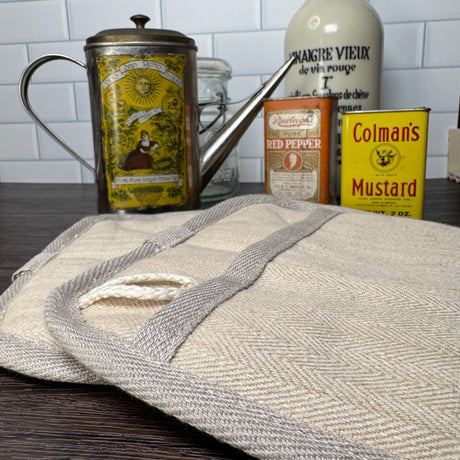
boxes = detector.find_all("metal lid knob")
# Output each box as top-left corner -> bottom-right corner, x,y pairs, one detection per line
130,15 -> 150,29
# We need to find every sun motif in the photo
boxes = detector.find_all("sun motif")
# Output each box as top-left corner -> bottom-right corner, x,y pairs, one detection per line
125,69 -> 162,108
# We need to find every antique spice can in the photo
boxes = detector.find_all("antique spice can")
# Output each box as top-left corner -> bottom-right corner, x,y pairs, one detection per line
264,97 -> 338,204
341,108 -> 430,219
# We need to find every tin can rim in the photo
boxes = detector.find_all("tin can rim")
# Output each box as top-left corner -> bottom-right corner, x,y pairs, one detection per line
342,107 -> 431,115
84,39 -> 197,51
265,95 -> 340,102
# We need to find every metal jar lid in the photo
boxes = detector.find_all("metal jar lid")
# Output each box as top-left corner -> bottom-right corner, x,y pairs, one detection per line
197,58 -> 232,78
85,14 -> 197,50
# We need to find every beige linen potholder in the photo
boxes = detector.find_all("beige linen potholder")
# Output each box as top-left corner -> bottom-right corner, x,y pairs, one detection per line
0,210 -> 199,382
1,195 -> 459,460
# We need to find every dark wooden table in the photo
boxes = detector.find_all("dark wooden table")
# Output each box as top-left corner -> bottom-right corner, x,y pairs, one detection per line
1,180 -> 459,459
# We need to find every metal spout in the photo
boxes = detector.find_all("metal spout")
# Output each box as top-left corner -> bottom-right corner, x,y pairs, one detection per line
200,56 -> 295,191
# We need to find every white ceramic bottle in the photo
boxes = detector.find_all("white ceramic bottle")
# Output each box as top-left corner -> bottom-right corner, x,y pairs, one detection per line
284,0 -> 383,112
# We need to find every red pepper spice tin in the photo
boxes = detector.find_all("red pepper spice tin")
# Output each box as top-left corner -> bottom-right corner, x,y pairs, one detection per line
263,96 -> 338,204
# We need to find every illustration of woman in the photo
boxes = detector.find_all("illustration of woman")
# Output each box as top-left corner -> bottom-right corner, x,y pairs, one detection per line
124,131 -> 159,171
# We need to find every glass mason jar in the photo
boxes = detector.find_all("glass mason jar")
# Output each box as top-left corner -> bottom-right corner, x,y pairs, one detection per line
198,57 -> 239,201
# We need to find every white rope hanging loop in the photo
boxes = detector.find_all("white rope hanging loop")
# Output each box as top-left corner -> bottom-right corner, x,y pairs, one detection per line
78,273 -> 196,309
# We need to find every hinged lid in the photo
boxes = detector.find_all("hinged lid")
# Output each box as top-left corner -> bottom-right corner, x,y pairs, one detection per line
85,14 -> 197,50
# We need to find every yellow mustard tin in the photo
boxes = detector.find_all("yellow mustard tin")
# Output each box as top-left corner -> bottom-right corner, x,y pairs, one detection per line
341,108 -> 430,219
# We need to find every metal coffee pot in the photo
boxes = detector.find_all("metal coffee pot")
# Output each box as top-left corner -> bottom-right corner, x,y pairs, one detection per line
19,15 -> 293,213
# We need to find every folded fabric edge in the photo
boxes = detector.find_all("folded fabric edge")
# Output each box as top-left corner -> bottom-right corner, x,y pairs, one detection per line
0,332 -> 102,384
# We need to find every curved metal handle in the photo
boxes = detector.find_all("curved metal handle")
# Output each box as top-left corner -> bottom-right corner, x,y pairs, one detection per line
19,54 -> 96,174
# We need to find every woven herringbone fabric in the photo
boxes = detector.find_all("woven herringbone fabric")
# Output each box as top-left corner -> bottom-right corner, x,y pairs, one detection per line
1,195 -> 459,459
0,210 -> 199,382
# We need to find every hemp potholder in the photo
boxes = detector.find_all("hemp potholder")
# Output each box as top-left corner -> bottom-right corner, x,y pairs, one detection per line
0,210 -> 199,382
1,195 -> 459,459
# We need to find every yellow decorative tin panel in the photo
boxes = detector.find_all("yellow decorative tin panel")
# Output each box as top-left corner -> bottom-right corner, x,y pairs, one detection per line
97,54 -> 188,210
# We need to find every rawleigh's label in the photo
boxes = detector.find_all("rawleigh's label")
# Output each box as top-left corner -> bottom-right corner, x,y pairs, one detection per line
341,109 -> 430,219
267,109 -> 321,202
98,54 -> 187,210
264,97 -> 337,204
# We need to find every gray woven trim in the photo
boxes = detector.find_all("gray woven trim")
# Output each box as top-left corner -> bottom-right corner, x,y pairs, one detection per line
44,196 -> 396,459
46,301 -> 396,460
135,206 -> 339,360
0,333 -> 101,383
0,212 -> 197,381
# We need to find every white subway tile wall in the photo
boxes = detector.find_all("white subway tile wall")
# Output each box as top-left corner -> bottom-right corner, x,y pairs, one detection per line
0,0 -> 459,183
